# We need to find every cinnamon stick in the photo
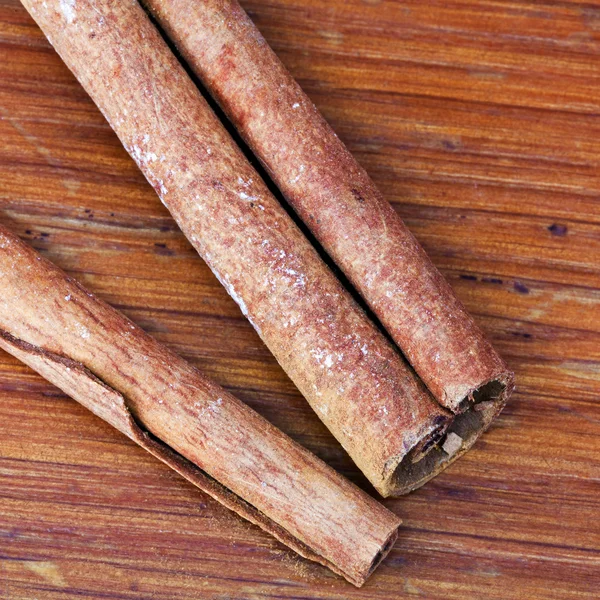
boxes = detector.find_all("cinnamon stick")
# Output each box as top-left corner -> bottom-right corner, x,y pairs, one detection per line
141,0 -> 514,425
19,0 -> 460,496
0,223 -> 401,587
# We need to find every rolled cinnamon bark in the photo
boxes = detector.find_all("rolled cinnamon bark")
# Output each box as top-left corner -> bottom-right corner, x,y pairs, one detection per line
141,0 -> 514,415
0,224 -> 401,587
20,0 -> 464,497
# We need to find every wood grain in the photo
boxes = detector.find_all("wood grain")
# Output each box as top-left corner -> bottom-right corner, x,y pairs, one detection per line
0,0 -> 599,598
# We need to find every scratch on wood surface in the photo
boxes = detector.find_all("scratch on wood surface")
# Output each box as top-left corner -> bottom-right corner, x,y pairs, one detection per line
0,106 -> 57,165
25,561 -> 67,587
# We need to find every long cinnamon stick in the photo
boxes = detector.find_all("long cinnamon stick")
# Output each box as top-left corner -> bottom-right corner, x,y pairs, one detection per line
0,223 -> 401,587
141,0 -> 514,416
19,0 -> 462,497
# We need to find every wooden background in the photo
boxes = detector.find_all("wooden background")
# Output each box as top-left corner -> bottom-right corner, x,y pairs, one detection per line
1,0 -> 599,597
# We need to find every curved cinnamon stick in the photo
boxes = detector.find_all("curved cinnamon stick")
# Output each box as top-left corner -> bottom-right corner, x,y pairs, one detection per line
141,0 -> 514,417
19,0 -> 463,496
0,224 -> 401,587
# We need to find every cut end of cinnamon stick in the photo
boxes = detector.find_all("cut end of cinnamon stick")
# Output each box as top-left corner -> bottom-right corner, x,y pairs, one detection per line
365,528 -> 398,580
383,376 -> 513,496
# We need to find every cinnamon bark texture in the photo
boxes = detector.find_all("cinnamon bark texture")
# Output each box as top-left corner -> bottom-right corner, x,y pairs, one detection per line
0,224 -> 402,587
141,0 -> 514,416
19,0 -> 469,497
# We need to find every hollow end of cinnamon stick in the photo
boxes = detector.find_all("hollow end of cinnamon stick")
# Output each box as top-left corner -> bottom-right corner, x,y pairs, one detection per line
365,528 -> 398,580
384,374 -> 513,496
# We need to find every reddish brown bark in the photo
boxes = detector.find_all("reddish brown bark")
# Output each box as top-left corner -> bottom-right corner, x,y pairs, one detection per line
18,0 -> 474,497
142,0 -> 514,416
0,223 -> 403,587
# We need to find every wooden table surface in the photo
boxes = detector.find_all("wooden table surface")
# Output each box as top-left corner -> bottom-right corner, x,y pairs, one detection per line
1,0 -> 599,598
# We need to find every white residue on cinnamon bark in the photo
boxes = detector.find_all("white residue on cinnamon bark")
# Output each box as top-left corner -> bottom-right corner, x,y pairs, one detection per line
59,0 -> 76,23
205,259 -> 262,335
310,348 -> 335,370
75,322 -> 90,339
290,164 -> 305,184
238,191 -> 258,201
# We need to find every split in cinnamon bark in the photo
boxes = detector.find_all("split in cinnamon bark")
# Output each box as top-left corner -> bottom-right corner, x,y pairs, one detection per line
0,223 -> 402,587
139,0 -> 515,471
18,0 -> 479,497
